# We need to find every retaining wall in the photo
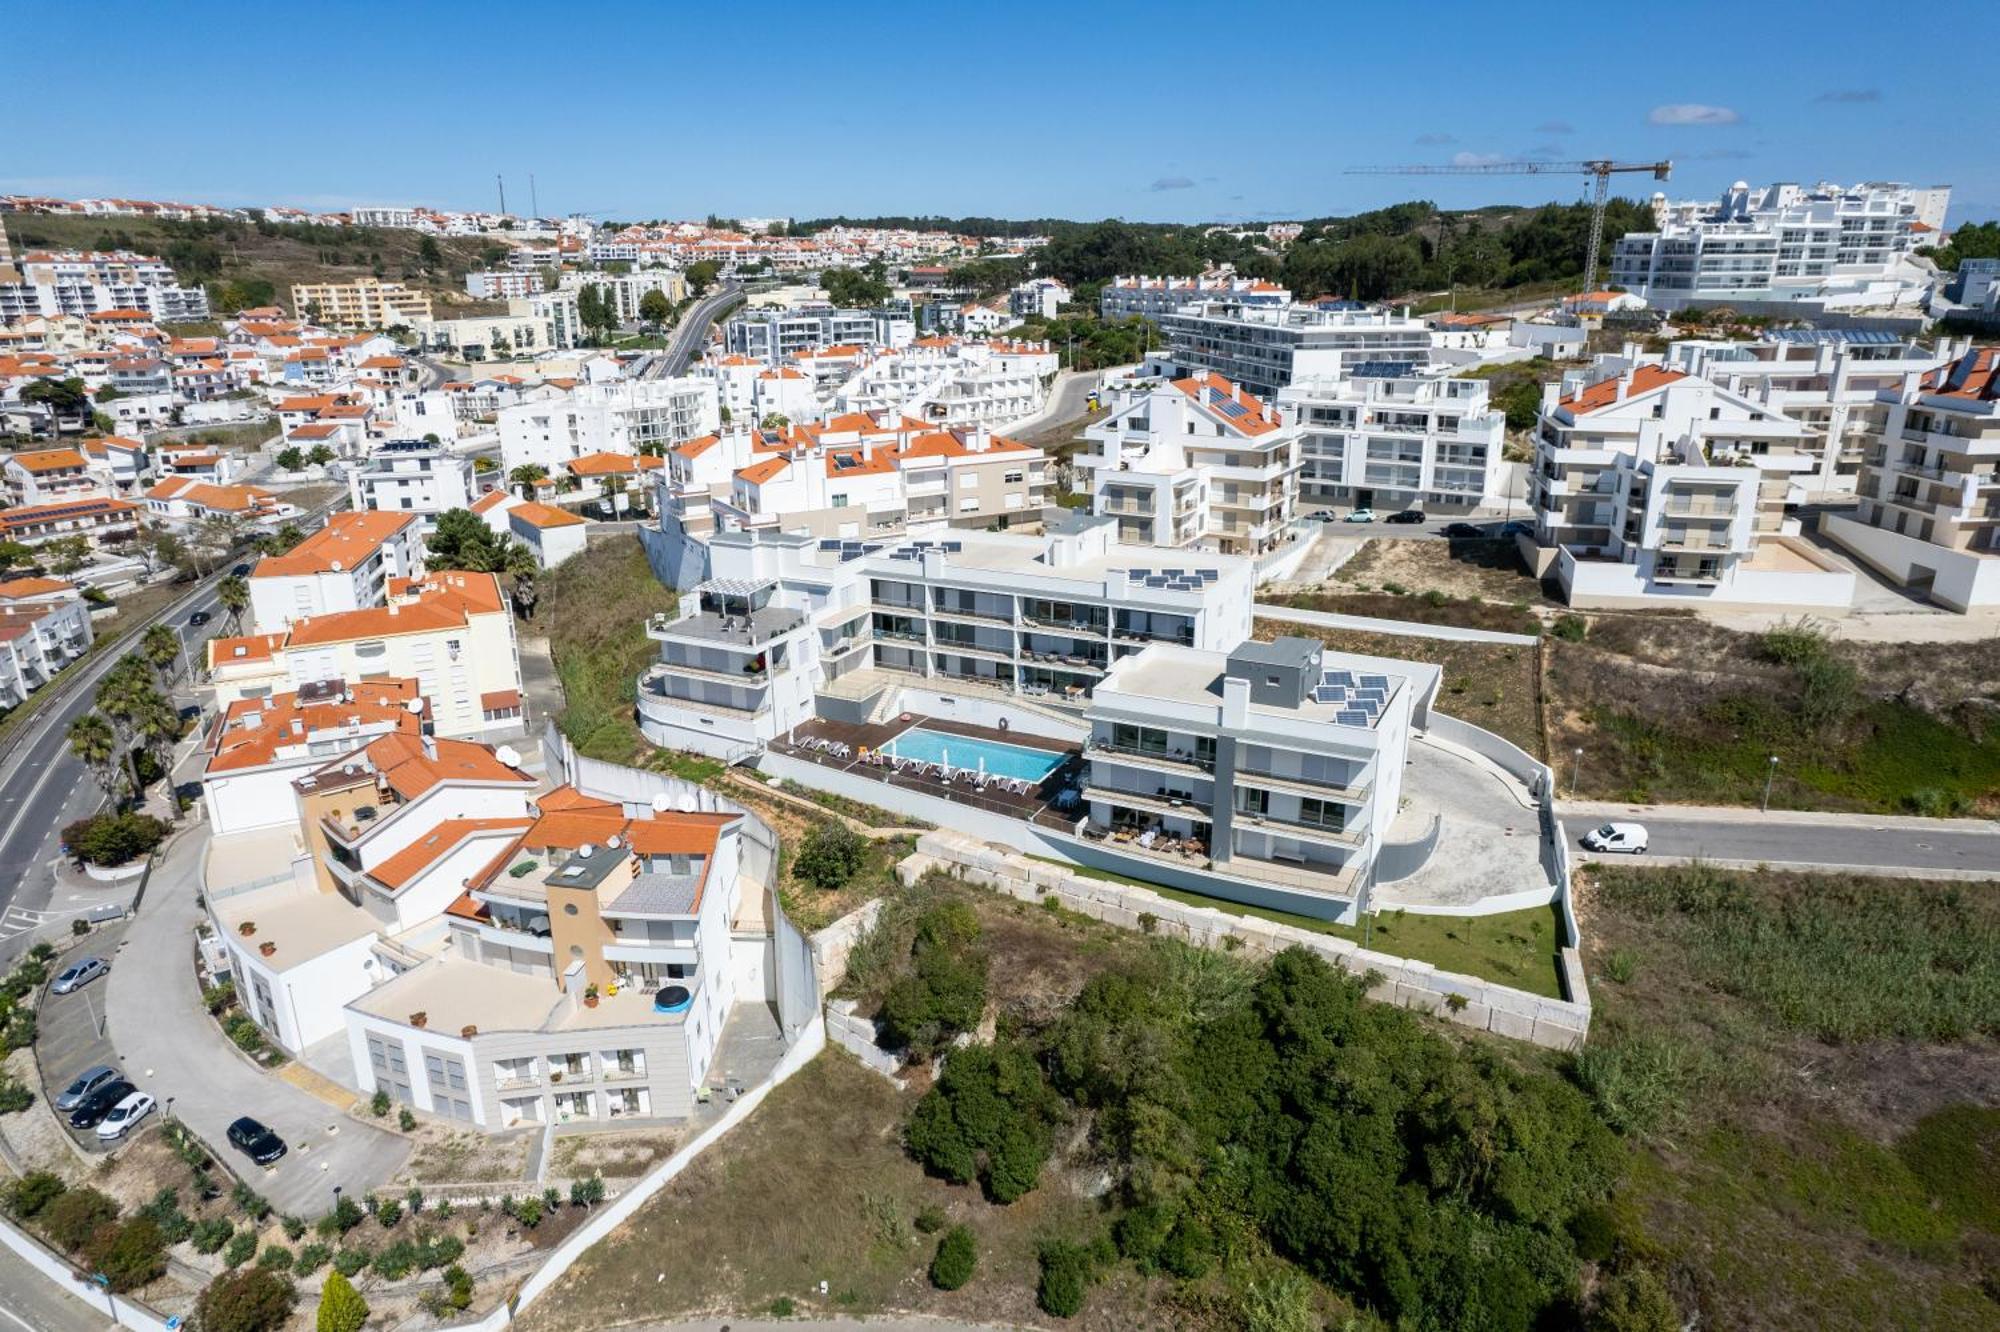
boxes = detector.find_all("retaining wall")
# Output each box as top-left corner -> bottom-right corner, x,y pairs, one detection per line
825,999 -> 905,1086
1254,602 -> 1540,646
910,831 -> 1590,1051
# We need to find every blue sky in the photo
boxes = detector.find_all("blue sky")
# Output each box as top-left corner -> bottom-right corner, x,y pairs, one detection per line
5,0 -> 1995,226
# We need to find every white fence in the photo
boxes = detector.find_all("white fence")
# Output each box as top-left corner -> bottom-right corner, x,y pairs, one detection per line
1254,602 -> 1540,646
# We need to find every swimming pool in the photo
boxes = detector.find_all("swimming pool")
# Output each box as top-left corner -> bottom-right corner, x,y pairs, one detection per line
883,727 -> 1064,784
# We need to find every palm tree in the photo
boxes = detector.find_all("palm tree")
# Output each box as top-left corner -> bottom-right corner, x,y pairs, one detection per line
67,714 -> 121,801
96,657 -> 159,800
217,575 -> 249,633
140,622 -> 182,690
509,464 -> 548,500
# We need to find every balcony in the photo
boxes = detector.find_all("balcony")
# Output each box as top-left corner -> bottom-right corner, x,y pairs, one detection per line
931,639 -> 1016,664
638,672 -> 767,717
1083,785 -> 1211,820
651,656 -> 774,685
1085,739 -> 1214,775
1232,809 -> 1363,849
1233,766 -> 1369,805
647,605 -> 803,649
929,600 -> 1014,625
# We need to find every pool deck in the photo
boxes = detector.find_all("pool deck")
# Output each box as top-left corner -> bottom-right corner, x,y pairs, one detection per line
771,713 -> 1082,822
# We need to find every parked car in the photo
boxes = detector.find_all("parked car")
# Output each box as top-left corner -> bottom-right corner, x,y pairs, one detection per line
1343,508 -> 1377,523
50,957 -> 109,995
231,563 -> 251,577
1385,509 -> 1426,524
1580,822 -> 1649,855
67,1079 -> 135,1130
1498,520 -> 1532,538
54,1065 -> 120,1113
187,610 -> 211,627
1441,521 -> 1485,539
227,1116 -> 288,1165
96,1091 -> 156,1141
1305,509 -> 1337,523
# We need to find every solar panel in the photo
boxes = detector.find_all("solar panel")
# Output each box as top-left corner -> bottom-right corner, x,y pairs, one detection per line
1126,569 -> 1146,581
1328,670 -> 1357,687
1359,674 -> 1390,690
1199,569 -> 1219,581
1212,399 -> 1250,419
818,538 -> 840,550
1144,576 -> 1168,588
1337,709 -> 1370,727
942,541 -> 963,552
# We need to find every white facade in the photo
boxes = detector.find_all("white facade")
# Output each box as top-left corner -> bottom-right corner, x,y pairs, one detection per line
498,378 -> 721,475
465,270 -> 546,300
1158,300 -> 1432,398
1281,374 -> 1506,513
832,339 -> 1058,429
1007,278 -> 1072,321
1100,274 -> 1291,322
0,249 -> 210,323
347,441 -> 477,524
248,511 -> 427,633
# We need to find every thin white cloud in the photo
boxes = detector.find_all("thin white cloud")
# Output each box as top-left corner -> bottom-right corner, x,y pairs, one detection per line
1649,103 -> 1740,126
1451,152 -> 1507,167
1414,133 -> 1456,146
1814,89 -> 1880,103
1149,176 -> 1195,192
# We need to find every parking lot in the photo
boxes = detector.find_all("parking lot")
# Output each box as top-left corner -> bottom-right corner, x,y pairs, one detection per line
35,926 -> 132,1155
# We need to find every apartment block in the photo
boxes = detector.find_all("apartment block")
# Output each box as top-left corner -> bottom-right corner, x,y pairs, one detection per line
0,248 -> 210,322
1158,301 -> 1432,398
199,677 -> 430,834
558,269 -> 687,322
1611,180 -> 1940,312
347,440 -> 477,524
636,517 -> 1255,759
1100,274 -> 1290,322
498,378 -> 721,475
1278,373 -> 1506,513
0,495 -> 141,548
1526,364 -> 1855,608
831,339 -> 1059,430
3,447 -> 100,505
1077,635 -> 1418,901
1822,347 -> 2000,610
1077,373 -> 1301,555
1007,277 -> 1072,320
211,572 -> 525,739
465,270 -> 546,300
249,510 -> 427,632
0,578 -> 94,708
723,306 -> 900,360
291,277 -> 435,327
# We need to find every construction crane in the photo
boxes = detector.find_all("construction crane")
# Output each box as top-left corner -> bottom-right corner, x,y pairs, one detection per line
1345,159 -> 1672,292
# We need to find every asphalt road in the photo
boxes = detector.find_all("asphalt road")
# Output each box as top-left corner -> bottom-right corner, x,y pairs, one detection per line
0,1248 -> 112,1331
647,283 -> 744,379
1560,802 -> 2000,877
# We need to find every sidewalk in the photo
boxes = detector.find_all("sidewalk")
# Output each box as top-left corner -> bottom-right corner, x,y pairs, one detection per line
102,827 -> 410,1217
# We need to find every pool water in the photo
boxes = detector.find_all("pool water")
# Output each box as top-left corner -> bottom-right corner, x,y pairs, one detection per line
883,727 -> 1063,783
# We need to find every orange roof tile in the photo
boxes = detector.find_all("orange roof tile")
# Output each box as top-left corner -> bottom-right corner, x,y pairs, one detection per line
254,511 -> 415,577
736,456 -> 790,486
6,448 -> 88,473
367,817 -> 536,891
508,500 -> 586,530
1557,365 -> 1687,416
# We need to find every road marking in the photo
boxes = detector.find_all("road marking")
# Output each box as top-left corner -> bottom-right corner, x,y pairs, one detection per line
0,1299 -> 37,1332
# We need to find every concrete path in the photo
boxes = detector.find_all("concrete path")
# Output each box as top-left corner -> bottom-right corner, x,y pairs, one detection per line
1376,738 -> 1550,910
102,829 -> 411,1217
1559,800 -> 2000,879
0,1244 -> 111,1331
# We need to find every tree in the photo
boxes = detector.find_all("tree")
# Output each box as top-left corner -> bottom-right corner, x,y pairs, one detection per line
685,260 -> 720,295
68,714 -> 122,801
41,1187 -> 120,1252
905,1041 -> 1058,1203
638,288 -> 672,327
823,267 -> 890,308
417,235 -> 444,272
316,1268 -> 370,1332
85,1215 -> 167,1292
930,1224 -> 977,1290
20,376 -> 91,426
194,1266 -> 296,1332
1036,1239 -> 1093,1318
62,813 -> 171,866
0,541 -> 31,574
792,819 -> 864,891
217,574 -> 250,631
275,446 -> 304,472
42,535 -> 91,576
141,622 -> 183,690
1585,1266 -> 1679,1332
760,413 -> 789,431
306,443 -> 336,466
509,463 -> 548,498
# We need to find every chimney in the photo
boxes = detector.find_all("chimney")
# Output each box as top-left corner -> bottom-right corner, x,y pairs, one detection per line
1618,368 -> 1635,401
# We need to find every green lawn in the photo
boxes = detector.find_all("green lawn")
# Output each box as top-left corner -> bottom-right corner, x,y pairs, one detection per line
1031,856 -> 1566,999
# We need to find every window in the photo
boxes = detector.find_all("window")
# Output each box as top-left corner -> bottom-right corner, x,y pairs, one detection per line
959,472 -> 977,489
1003,471 -> 1024,484
830,494 -> 847,507
958,497 -> 979,512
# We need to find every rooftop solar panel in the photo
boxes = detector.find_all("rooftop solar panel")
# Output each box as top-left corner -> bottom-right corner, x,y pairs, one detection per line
1337,709 -> 1371,727
1213,399 -> 1250,419
1359,674 -> 1390,690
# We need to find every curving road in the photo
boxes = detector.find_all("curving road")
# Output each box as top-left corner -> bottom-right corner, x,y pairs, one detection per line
644,282 -> 743,379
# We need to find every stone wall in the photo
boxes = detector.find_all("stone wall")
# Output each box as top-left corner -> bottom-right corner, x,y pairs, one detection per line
906,830 -> 1591,1052
825,998 -> 906,1087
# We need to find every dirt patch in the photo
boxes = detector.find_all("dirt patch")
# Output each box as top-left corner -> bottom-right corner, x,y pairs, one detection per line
1332,536 -> 1558,608
1255,619 -> 1545,758
396,1127 -> 533,1185
548,1129 -> 679,1179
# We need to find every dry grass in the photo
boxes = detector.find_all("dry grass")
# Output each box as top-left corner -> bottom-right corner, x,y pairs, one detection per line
538,536 -> 679,764
396,1127 -> 533,1185
1254,619 -> 1545,758
548,1129 -> 679,1179
1331,535 -> 1558,609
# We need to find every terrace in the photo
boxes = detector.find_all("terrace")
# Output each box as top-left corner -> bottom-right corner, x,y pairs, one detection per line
768,713 -> 1084,823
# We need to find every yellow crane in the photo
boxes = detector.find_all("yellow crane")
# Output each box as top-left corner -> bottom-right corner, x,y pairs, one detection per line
1345,159 -> 1673,292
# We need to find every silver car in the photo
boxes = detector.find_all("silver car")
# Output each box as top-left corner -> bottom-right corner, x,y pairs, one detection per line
54,1064 -> 119,1112
51,957 -> 109,994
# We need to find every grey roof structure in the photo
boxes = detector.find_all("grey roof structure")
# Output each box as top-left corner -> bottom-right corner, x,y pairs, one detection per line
608,871 -> 702,917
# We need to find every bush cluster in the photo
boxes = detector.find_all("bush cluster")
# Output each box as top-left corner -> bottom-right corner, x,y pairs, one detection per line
877,900 -> 989,1059
905,1040 -> 1059,1204
60,812 -> 171,867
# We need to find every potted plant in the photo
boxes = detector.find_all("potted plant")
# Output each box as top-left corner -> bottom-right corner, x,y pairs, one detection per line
259,941 -> 276,957
550,1070 -> 563,1084
238,921 -> 256,937
460,1024 -> 478,1039
583,984 -> 600,1009
410,1011 -> 428,1029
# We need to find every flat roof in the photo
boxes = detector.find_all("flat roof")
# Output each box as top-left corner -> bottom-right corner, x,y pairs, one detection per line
213,883 -> 380,971
351,956 -> 687,1035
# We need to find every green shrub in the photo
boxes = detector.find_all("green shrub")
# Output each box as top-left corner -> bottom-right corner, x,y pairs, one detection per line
403,1188 -> 425,1216
374,1198 -> 402,1228
1036,1238 -> 1093,1318
317,1195 -> 364,1237
441,1262 -> 473,1310
541,1185 -> 561,1214
293,1242 -> 331,1275
913,1202 -> 947,1235
332,1247 -> 370,1278
568,1176 -> 605,1207
929,1224 -> 977,1290
60,812 -> 171,866
191,1217 -> 234,1254
513,1196 -> 542,1228
1584,1264 -> 1679,1332
1572,1032 -> 1701,1136
370,1089 -> 390,1117
1552,613 -> 1588,642
258,1244 -> 293,1269
232,1181 -> 271,1221
878,901 -> 990,1059
793,819 -> 866,891
417,1232 -> 465,1270
316,1269 -> 369,1332
5,1171 -> 64,1219
905,1041 -> 1057,1203
42,1187 -> 120,1252
139,1188 -> 191,1245
223,1229 -> 258,1268
398,1106 -> 416,1132
1238,1268 -> 1318,1332
370,1239 -> 419,1280
193,1265 -> 295,1332
1158,1216 -> 1214,1279
84,1216 -> 167,1292
1603,949 -> 1637,984
280,1213 -> 306,1242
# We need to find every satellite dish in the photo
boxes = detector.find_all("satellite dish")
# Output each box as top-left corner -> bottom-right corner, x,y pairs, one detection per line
404,698 -> 424,714
495,744 -> 521,768
650,793 -> 672,812
606,833 -> 622,850
577,843 -> 594,858
330,559 -> 343,571
677,794 -> 697,812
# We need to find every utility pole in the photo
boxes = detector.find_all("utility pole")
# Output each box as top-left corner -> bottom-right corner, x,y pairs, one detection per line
497,174 -> 507,216
529,174 -> 539,222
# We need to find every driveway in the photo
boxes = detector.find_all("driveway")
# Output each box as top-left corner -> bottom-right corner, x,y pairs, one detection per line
103,829 -> 409,1217
1374,736 -> 1551,910
1559,801 -> 2000,879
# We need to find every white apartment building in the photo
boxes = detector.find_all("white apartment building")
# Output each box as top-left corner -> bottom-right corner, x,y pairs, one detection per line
1100,274 -> 1291,322
249,511 -> 428,632
412,291 -> 579,358
1077,373 -> 1302,555
833,339 -> 1059,430
1526,364 -> 1855,608
1280,374 -> 1507,514
4,447 -> 101,506
1007,277 -> 1072,320
1612,180 -> 1941,311
211,571 -> 526,739
559,269 -> 687,323
465,270 -> 545,300
1077,635 -> 1418,903
1158,301 -> 1432,398
723,306 -> 900,360
1822,346 -> 2000,611
347,440 -> 478,524
0,496 -> 142,549
0,249 -> 210,323
498,378 -> 722,475
0,578 -> 94,709
1666,330 -> 1958,493
637,517 -> 1256,759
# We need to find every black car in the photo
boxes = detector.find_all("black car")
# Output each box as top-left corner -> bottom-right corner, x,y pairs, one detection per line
188,610 -> 212,627
227,1116 -> 288,1165
232,563 -> 251,577
67,1078 -> 136,1130
1385,510 -> 1426,525
1441,522 -> 1486,539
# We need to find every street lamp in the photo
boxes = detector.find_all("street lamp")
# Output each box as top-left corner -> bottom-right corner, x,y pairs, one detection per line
1570,747 -> 1583,796
1762,754 -> 1779,812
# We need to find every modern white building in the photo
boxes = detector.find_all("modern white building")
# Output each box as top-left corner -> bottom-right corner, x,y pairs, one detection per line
0,248 -> 210,323
558,269 -> 687,323
248,511 -> 428,633
723,306 -> 902,360
1077,373 -> 1302,554
636,516 -> 1256,760
1280,373 -> 1507,514
1525,363 -> 1856,608
465,270 -> 546,300
1822,346 -> 2000,611
1007,277 -> 1072,321
1612,180 -> 1942,312
1100,274 -> 1291,322
346,440 -> 478,524
0,578 -> 94,708
498,379 -> 721,475
831,338 -> 1059,430
1157,301 -> 1432,398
